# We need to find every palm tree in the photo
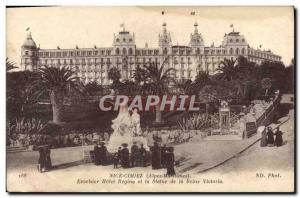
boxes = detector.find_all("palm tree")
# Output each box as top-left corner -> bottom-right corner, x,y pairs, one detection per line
34,66 -> 82,123
216,59 -> 239,81
108,67 -> 122,91
84,81 -> 103,95
6,58 -> 17,72
193,70 -> 210,91
139,60 -> 175,123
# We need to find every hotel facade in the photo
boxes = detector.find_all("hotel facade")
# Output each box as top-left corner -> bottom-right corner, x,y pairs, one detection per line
21,23 -> 282,85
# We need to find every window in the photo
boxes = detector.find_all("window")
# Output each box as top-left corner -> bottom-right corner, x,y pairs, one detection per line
88,51 -> 92,56
123,48 -> 127,55
196,48 -> 200,55
241,48 -> 245,55
116,38 -> 120,42
70,59 -> 73,64
129,38 -> 132,42
242,39 -> 245,42
163,48 -> 167,55
123,38 -> 126,42
236,39 -> 239,42
25,51 -> 29,55
236,48 -> 240,55
230,39 -> 233,42
116,48 -> 120,55
230,48 -> 233,55
129,48 -> 133,55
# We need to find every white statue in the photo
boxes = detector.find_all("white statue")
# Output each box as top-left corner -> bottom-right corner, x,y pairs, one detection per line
131,108 -> 142,136
107,101 -> 149,152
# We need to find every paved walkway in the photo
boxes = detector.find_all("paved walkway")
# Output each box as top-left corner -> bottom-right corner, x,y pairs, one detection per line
174,95 -> 291,174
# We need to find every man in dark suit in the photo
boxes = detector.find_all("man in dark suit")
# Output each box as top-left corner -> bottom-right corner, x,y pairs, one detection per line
121,143 -> 130,168
131,142 -> 139,167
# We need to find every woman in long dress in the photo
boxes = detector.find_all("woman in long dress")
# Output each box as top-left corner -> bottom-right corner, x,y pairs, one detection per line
165,147 -> 176,176
259,126 -> 268,147
274,127 -> 283,147
266,127 -> 275,147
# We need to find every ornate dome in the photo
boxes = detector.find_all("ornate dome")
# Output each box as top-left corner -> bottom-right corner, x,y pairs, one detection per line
190,22 -> 204,47
22,32 -> 36,48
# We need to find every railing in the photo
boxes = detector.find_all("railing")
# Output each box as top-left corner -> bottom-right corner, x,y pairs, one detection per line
245,93 -> 281,137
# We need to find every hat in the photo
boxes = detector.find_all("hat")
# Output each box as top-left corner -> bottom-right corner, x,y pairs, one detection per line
167,147 -> 174,152
99,141 -> 105,145
122,143 -> 128,147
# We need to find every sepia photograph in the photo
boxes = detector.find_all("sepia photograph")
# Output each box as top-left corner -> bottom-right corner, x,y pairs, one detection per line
5,6 -> 295,193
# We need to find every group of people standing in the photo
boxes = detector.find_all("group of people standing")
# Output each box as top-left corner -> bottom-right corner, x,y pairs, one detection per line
261,126 -> 283,147
93,141 -> 147,168
93,141 -> 176,176
113,142 -> 147,168
151,143 -> 176,176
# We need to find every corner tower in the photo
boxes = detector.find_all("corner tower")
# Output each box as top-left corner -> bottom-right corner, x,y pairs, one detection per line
158,22 -> 172,55
21,32 -> 37,71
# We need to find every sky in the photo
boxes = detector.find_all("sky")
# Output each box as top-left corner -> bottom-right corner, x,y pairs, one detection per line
6,6 -> 294,69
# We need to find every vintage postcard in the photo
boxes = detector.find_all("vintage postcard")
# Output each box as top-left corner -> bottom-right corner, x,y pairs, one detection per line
6,6 -> 295,192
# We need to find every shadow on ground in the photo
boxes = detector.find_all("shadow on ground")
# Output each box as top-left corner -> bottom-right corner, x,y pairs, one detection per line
51,160 -> 83,171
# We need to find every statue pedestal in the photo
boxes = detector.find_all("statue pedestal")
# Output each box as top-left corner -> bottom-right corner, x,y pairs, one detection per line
107,135 -> 149,153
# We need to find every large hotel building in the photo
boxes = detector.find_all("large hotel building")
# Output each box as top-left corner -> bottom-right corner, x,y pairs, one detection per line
21,23 -> 282,85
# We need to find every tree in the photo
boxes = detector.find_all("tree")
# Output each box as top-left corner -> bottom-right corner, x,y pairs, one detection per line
216,59 -> 239,81
7,70 -> 40,119
260,61 -> 285,92
84,81 -> 104,95
6,58 -> 17,72
192,70 -> 210,93
34,66 -> 82,123
261,77 -> 272,96
137,60 -> 175,123
108,67 -> 123,92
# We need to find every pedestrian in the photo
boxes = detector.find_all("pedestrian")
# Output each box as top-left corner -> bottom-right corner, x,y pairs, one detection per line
94,142 -> 100,165
165,147 -> 176,176
121,143 -> 130,168
38,145 -> 46,173
98,142 -> 108,165
117,146 -> 122,159
151,142 -> 161,169
266,127 -> 275,147
138,144 -> 147,167
113,153 -> 119,169
274,127 -> 283,147
258,126 -> 267,147
131,142 -> 139,167
45,145 -> 52,171
161,144 -> 167,167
